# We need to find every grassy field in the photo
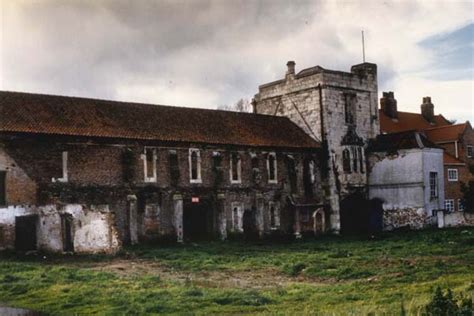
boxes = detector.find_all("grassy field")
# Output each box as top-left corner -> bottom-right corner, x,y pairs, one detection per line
0,228 -> 473,315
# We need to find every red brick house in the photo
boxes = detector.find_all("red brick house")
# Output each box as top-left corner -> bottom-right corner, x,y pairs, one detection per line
379,92 -> 473,213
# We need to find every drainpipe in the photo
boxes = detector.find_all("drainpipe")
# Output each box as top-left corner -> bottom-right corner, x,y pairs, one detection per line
455,141 -> 459,159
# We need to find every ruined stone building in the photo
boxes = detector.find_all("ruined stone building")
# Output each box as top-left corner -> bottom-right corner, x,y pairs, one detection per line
0,61 -> 471,253
0,91 -> 323,253
253,62 -> 380,233
379,92 -> 474,218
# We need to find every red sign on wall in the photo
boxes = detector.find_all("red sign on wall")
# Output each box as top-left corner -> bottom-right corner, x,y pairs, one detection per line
191,197 -> 200,203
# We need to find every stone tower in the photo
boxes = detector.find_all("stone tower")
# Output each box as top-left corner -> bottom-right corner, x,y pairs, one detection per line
253,61 -> 379,233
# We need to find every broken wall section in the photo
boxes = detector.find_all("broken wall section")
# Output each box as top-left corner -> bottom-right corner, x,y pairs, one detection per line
0,204 -> 120,254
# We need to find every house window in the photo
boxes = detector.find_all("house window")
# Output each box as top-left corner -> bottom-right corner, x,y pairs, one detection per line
0,171 -> 6,206
344,93 -> 357,125
351,147 -> 358,173
230,153 -> 241,184
447,168 -> 458,182
189,148 -> 202,183
358,147 -> 364,173
269,202 -> 280,229
267,152 -> 277,183
458,199 -> 465,211
467,146 -> 473,158
445,199 -> 455,212
52,151 -> 68,183
429,172 -> 438,199
231,202 -> 243,232
143,148 -> 157,182
169,150 -> 179,186
342,149 -> 351,173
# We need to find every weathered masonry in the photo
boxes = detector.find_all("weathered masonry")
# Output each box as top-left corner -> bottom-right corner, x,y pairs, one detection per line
0,91 -> 324,253
253,61 -> 379,234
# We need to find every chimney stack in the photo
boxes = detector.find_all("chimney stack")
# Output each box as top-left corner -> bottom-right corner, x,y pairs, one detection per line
421,96 -> 435,123
380,91 -> 398,119
286,61 -> 295,77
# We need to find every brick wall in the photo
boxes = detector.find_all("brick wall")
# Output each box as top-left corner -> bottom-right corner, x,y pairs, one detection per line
0,135 -> 322,245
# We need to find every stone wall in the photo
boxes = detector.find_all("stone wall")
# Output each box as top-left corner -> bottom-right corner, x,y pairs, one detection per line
383,207 -> 430,230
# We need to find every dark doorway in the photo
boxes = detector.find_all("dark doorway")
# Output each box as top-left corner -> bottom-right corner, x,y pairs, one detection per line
15,215 -> 37,251
369,198 -> 384,234
340,192 -> 370,235
61,214 -> 74,252
0,171 -> 6,206
183,199 -> 214,241
243,208 -> 258,240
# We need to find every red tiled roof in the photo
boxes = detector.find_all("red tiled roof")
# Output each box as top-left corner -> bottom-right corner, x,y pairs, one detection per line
0,91 -> 320,149
424,123 -> 470,143
379,109 -> 451,133
443,152 -> 465,165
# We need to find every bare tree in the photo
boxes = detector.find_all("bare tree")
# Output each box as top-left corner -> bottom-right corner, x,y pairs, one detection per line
218,98 -> 252,112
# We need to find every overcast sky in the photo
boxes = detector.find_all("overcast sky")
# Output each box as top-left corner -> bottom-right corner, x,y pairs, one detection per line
1,0 -> 473,123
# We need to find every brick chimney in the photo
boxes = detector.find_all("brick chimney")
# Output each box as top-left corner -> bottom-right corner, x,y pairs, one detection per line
380,91 -> 398,119
421,96 -> 435,122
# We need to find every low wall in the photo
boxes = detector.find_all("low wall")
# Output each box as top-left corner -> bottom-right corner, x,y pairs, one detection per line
438,211 -> 474,228
383,207 -> 432,231
0,204 -> 120,254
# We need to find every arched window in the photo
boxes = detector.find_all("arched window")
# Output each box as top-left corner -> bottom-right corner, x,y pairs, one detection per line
358,147 -> 364,173
351,147 -> 358,172
342,149 -> 351,173
267,152 -> 277,183
189,149 -> 201,183
230,153 -> 241,183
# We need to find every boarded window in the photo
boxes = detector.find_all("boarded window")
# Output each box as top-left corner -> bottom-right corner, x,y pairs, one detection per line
342,149 -> 351,173
0,171 -> 5,206
169,151 -> 179,186
430,172 -> 438,198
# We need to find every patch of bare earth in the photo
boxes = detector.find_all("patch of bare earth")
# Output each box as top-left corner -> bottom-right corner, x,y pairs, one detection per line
86,258 -> 334,289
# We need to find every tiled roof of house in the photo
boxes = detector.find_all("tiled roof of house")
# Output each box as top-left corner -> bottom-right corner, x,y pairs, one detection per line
368,130 -> 439,153
379,109 -> 451,133
424,123 -> 470,143
0,91 -> 320,149
443,152 -> 465,165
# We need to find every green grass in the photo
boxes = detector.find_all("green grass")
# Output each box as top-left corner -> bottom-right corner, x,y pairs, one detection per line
0,228 -> 473,315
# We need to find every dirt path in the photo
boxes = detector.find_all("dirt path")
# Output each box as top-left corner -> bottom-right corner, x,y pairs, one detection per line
85,258 -> 332,289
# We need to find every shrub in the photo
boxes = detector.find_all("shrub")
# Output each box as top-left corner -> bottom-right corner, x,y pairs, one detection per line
423,286 -> 473,316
